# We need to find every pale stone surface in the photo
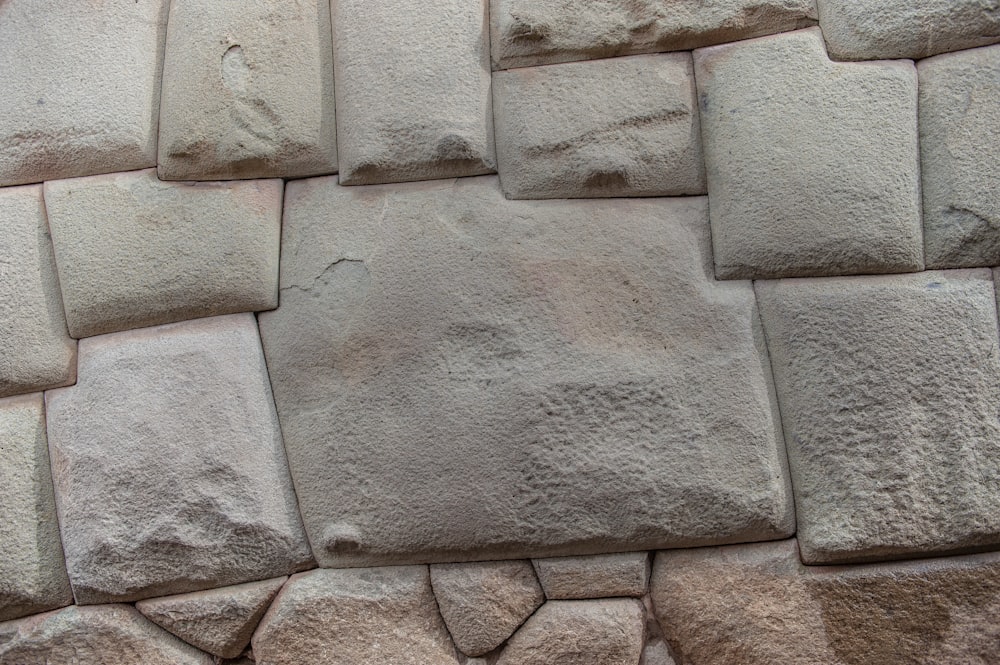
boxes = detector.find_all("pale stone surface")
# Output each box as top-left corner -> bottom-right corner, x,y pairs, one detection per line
430,560 -> 543,656
136,576 -> 286,659
533,552 -> 650,599
332,0 -> 496,184
491,0 -> 818,69
0,394 -> 73,622
695,28 -> 922,279
919,45 -> 1000,269
44,314 -> 314,604
0,0 -> 167,186
0,185 -> 76,398
258,176 -> 793,567
252,567 -> 460,665
43,169 -> 281,338
492,54 -> 704,199
157,0 -> 337,180
757,271 -> 1000,564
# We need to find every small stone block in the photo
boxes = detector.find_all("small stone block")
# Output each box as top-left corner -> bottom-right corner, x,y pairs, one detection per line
533,552 -> 650,599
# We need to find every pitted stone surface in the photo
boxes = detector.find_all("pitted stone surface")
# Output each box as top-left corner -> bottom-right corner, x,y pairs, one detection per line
157,0 -> 337,180
695,28 -> 922,279
492,54 -> 704,199
332,0 -> 496,185
43,169 -> 281,338
0,0 -> 167,186
258,176 -> 793,567
919,45 -> 1000,269
757,271 -> 1000,564
44,314 -> 314,604
533,552 -> 650,599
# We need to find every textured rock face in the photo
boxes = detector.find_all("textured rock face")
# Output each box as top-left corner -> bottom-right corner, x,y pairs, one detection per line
44,314 -> 314,603
0,0 -> 167,186
43,169 -> 281,338
258,176 -> 793,567
757,271 -> 1000,564
332,0 -> 496,185
695,28 -> 922,279
492,54 -> 704,199
157,0 -> 337,180
533,552 -> 649,599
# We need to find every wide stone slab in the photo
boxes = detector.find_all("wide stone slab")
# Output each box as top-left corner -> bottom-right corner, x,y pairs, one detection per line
492,54 -> 704,199
45,314 -> 314,604
43,169 -> 281,338
757,270 -> 1000,564
533,552 -> 650,599
258,175 -> 794,567
695,28 -> 922,279
157,0 -> 337,180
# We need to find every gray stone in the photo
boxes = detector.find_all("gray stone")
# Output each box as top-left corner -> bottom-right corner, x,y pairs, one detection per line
257,176 -> 793,567
492,54 -> 704,199
332,0 -> 496,184
157,0 -> 337,180
756,270 -> 1000,564
44,314 -> 314,604
430,560 -> 543,656
43,169 -> 282,338
533,552 -> 650,599
0,0 -> 168,186
696,27 -> 922,279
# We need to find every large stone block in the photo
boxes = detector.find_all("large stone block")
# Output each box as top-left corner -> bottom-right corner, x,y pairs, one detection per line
43,169 -> 281,338
757,271 -> 1000,564
492,54 -> 704,199
695,28 -> 922,279
258,175 -> 794,567
44,314 -> 314,604
157,0 -> 337,180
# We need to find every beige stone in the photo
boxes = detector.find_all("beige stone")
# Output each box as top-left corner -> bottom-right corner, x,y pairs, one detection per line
533,552 -> 649,599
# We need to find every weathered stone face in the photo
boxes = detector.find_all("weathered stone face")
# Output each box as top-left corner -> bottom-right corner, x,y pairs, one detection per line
532,552 -> 650,600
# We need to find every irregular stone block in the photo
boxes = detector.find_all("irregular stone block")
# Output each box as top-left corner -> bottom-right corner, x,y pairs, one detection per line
492,54 -> 704,199
45,314 -> 314,604
43,169 -> 281,338
258,176 -> 794,567
533,552 -> 650,599
157,0 -> 337,180
695,28 -> 922,279
0,0 -> 167,186
919,44 -> 1000,269
332,0 -> 496,184
757,270 -> 1000,564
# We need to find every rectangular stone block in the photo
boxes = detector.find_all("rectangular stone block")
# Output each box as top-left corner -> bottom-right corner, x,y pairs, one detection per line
532,552 -> 650,599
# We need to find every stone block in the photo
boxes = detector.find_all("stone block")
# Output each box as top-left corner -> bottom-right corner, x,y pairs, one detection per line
695,28 -> 922,279
532,552 -> 650,599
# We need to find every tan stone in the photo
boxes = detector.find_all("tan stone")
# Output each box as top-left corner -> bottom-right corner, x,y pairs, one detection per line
533,552 -> 649,599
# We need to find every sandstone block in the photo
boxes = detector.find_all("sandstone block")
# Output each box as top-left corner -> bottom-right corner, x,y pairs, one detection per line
757,271 -> 1000,564
43,169 -> 281,338
492,54 -> 704,199
533,552 -> 650,599
44,314 -> 314,604
695,28 -> 922,279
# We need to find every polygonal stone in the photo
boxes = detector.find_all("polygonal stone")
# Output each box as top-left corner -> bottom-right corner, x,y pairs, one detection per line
43,169 -> 281,338
757,270 -> 1000,564
533,552 -> 650,600
492,54 -> 704,199
919,44 -> 1000,269
0,0 -> 168,186
695,28 -> 922,279
157,0 -> 337,180
44,314 -> 314,604
257,176 -> 794,567
332,0 -> 496,185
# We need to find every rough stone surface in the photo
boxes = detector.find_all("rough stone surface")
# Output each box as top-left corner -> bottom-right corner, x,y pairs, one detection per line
757,271 -> 1000,564
0,185 -> 76,398
44,314 -> 314,604
695,28 -> 922,279
430,560 -> 543,656
332,0 -> 496,185
258,176 -> 794,567
492,54 -> 704,199
43,169 -> 282,338
0,0 -> 167,186
533,552 -> 650,599
919,44 -> 1000,269
136,576 -> 286,659
252,567 -> 460,665
157,0 -> 337,180
490,0 -> 818,69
